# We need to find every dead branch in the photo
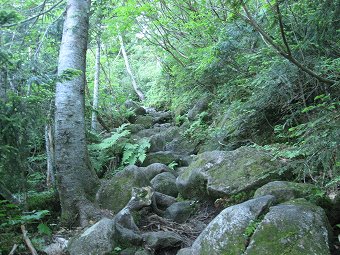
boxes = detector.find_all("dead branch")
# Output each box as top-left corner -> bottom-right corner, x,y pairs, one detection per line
21,225 -> 38,255
8,244 -> 18,255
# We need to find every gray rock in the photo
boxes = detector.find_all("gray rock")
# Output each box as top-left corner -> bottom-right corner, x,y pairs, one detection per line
149,133 -> 167,152
254,181 -> 316,203
176,248 -> 193,255
97,165 -> 150,214
187,97 -> 209,121
189,195 -> 275,255
69,187 -> 154,255
165,137 -> 199,156
68,218 -> 116,255
142,231 -> 183,250
135,115 -> 154,128
44,237 -> 68,255
125,100 -> 146,116
244,199 -> 332,255
126,124 -> 145,134
152,111 -> 173,124
151,172 -> 178,197
120,248 -> 138,255
154,192 -> 177,209
141,163 -> 172,181
164,201 -> 196,223
176,147 -> 280,200
142,151 -> 187,167
135,249 -> 152,255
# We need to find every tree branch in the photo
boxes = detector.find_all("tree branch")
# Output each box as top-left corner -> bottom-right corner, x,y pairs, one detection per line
21,225 -> 38,255
239,0 -> 335,85
276,2 -> 291,56
1,0 -> 65,28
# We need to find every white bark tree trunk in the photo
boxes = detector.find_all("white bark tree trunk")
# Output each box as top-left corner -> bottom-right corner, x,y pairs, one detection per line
45,123 -> 55,187
91,38 -> 100,132
118,34 -> 145,101
54,0 -> 100,226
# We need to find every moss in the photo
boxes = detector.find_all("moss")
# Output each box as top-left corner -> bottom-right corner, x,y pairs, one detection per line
27,189 -> 60,213
245,201 -> 330,255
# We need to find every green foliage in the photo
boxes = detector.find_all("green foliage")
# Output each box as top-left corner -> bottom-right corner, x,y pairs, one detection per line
168,161 -> 178,170
37,223 -> 52,236
122,138 -> 151,166
89,124 -> 150,174
0,200 -> 49,228
89,124 -> 131,173
0,10 -> 19,25
184,112 -> 210,142
244,219 -> 261,238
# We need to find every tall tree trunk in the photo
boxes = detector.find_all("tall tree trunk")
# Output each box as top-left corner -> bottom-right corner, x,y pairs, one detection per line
45,123 -> 55,187
118,34 -> 145,101
55,0 -> 100,226
91,38 -> 100,132
46,101 -> 55,187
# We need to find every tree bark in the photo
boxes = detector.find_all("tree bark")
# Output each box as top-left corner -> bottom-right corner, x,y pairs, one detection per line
91,38 -> 100,132
55,0 -> 100,226
45,123 -> 55,187
118,34 -> 145,101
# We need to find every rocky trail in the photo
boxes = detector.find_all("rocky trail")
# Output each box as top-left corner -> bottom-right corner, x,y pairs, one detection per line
46,101 -> 339,255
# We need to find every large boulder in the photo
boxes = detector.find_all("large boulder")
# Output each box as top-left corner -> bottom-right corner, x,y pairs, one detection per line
97,165 -> 150,214
134,115 -> 154,128
151,172 -> 178,197
244,199 -> 332,255
142,231 -> 183,251
187,97 -> 209,121
254,181 -> 316,203
154,192 -> 177,210
142,151 -> 189,167
125,100 -> 146,116
141,163 -> 172,181
164,201 -> 196,223
165,137 -> 200,156
68,218 -> 116,255
176,147 -> 280,200
69,187 -> 154,255
187,195 -> 275,254
126,124 -> 145,134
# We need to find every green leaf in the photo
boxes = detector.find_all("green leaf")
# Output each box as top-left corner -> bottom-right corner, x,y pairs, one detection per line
37,223 -> 52,236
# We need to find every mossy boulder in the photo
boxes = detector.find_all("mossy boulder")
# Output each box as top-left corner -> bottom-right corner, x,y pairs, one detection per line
142,231 -> 183,251
244,199 -> 332,255
126,124 -> 144,134
176,147 -> 280,200
187,195 -> 275,255
97,165 -> 150,214
151,172 -> 178,197
187,97 -> 209,121
68,218 -> 116,255
134,115 -> 154,128
254,181 -> 316,203
164,201 -> 196,223
140,163 -> 172,180
125,100 -> 146,116
142,151 -> 188,167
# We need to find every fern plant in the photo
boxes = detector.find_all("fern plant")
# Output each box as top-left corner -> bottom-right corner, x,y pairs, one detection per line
122,138 -> 151,166
88,124 -> 131,174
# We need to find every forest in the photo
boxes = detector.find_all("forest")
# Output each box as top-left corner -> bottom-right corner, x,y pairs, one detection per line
0,0 -> 339,254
